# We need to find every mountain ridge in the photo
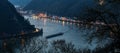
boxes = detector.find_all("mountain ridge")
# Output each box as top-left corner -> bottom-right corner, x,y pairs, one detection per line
0,0 -> 35,35
24,0 -> 95,17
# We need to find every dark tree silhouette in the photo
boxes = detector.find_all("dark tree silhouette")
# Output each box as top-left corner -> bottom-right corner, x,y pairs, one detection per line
83,0 -> 120,52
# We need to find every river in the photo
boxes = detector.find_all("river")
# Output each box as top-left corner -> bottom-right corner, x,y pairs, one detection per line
0,16 -> 112,53
26,16 -> 112,50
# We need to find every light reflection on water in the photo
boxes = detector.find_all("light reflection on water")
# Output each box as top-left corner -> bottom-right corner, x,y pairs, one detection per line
28,17 -> 112,50
62,21 -> 65,26
0,17 -> 112,53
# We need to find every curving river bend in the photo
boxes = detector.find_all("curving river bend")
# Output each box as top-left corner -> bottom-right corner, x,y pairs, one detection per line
0,16 -> 112,53
27,16 -> 111,50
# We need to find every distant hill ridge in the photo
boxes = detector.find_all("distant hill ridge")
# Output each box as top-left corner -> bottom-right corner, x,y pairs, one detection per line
9,0 -> 32,7
24,0 -> 95,17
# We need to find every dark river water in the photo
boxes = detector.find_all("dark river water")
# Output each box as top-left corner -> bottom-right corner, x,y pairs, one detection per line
0,16 -> 112,53
27,16 -> 111,50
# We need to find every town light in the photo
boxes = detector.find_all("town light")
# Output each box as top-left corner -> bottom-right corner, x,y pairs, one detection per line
99,0 -> 104,5
35,28 -> 39,32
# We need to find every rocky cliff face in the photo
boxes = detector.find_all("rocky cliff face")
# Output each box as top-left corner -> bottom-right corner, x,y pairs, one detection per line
0,0 -> 35,35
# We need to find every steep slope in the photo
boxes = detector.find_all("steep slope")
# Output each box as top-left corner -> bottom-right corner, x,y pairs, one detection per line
0,0 -> 35,35
24,0 -> 95,17
8,0 -> 32,7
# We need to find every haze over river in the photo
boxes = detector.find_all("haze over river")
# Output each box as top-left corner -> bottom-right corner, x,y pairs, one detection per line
26,16 -> 112,50
0,16 -> 112,53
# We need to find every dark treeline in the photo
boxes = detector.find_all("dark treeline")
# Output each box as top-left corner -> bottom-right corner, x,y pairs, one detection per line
84,0 -> 120,53
83,0 -> 120,23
